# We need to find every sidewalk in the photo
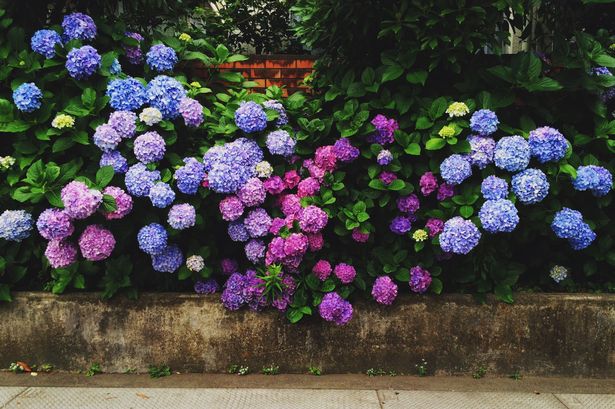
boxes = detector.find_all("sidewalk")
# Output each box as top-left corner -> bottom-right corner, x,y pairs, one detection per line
0,374 -> 613,408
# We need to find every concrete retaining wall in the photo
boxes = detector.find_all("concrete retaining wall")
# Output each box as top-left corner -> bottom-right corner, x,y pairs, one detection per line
1,292 -> 613,377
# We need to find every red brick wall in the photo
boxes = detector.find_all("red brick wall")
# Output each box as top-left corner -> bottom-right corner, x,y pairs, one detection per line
217,54 -> 315,96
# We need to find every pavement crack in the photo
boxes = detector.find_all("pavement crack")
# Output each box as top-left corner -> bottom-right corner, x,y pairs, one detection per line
0,387 -> 31,409
553,393 -> 573,409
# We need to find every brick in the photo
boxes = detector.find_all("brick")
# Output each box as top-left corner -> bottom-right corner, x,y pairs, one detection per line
281,68 -> 313,79
235,59 -> 265,69
252,68 -> 281,79
265,58 -> 296,68
249,78 -> 267,88
296,59 -> 315,69
216,62 -> 235,69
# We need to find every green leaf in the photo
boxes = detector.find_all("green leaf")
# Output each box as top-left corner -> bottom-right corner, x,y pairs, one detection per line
286,308 -> 304,324
215,44 -> 230,61
525,77 -> 562,92
387,179 -> 406,191
406,70 -> 428,85
594,54 -> 615,68
0,120 -> 31,132
430,277 -> 443,294
428,97 -> 447,120
560,163 -> 577,178
64,103 -> 90,117
102,194 -> 118,212
395,269 -> 409,281
459,205 -> 474,218
347,82 -> 365,98
382,64 -> 404,83
96,166 -> 114,188
415,116 -> 433,130
404,142 -> 421,155
218,71 -> 243,82
0,284 -> 11,302
361,67 -> 375,85
368,179 -> 387,190
52,137 -> 75,153
425,138 -> 446,150
81,88 -> 96,108
494,284 -> 514,304
227,54 -> 248,63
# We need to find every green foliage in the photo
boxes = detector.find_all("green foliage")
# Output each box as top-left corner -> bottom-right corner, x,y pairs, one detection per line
148,364 -> 171,378
85,362 -> 102,377
307,366 -> 321,376
261,364 -> 280,375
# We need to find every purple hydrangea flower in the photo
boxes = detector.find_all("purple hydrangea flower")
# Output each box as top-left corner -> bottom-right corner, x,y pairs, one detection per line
572,165 -> 612,197
237,177 -> 266,207
390,216 -> 412,235
478,199 -> 519,233
494,135 -> 530,172
62,12 -> 96,41
397,194 -> 420,213
78,224 -> 115,261
333,138 -> 360,162
377,149 -> 393,166
221,273 -> 247,310
61,181 -> 103,219
370,114 -> 399,145
467,135 -> 496,169
439,216 -> 481,254
263,100 -> 288,126
371,276 -> 398,305
425,218 -> 444,237
528,127 -> 568,163
243,208 -> 272,238
319,292 -> 353,325
148,182 -> 175,208
0,210 -> 33,242
36,209 -> 74,240
195,279 -> 219,294
178,97 -> 204,127
124,32 -> 144,65
511,168 -> 549,204
108,111 -> 137,139
420,172 -> 438,196
297,177 -> 321,197
107,77 -> 147,111
266,130 -> 296,156
228,220 -> 249,242
146,44 -> 178,72
45,239 -> 77,268
65,45 -> 101,79
134,131 -> 166,163
437,183 -> 455,201
152,245 -> 183,273
174,157 -> 205,195
470,109 -> 499,135
221,259 -> 239,275
379,171 -> 397,185
146,75 -> 187,119
101,186 -> 133,220
13,83 -> 42,112
298,205 -> 328,233
168,203 -> 196,230
93,124 -> 121,152
204,138 -> 263,194
409,266 -> 432,293
245,239 -> 266,263
334,263 -> 356,284
31,29 -> 62,58
312,260 -> 332,281
481,175 -> 508,200
138,223 -> 167,255
440,154 -> 472,185
235,101 -> 267,133
219,196 -> 244,221
125,163 -> 160,197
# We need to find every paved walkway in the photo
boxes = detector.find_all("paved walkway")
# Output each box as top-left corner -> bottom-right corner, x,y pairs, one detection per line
0,374 -> 613,408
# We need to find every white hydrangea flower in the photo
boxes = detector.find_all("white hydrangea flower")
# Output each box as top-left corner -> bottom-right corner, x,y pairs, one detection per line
139,107 -> 163,126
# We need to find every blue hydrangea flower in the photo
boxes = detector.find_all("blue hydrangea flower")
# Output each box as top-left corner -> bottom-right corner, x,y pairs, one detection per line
108,111 -> 137,139
511,168 -> 549,204
146,44 -> 178,72
148,182 -> 176,208
125,163 -> 160,197
133,131 -> 166,163
146,75 -> 186,119
0,210 -> 33,242
31,29 -> 62,59
235,101 -> 267,133
174,157 -> 205,195
569,224 -> 596,250
572,165 -> 612,197
138,223 -> 168,255
99,150 -> 128,174
228,220 -> 249,242
106,77 -> 147,111
204,138 -> 264,194
110,58 -> 122,75
528,127 -> 568,163
439,216 -> 481,254
65,45 -> 101,80
167,203 -> 196,230
440,154 -> 472,185
478,199 -> 519,233
13,83 -> 42,112
551,208 -> 596,250
481,175 -> 508,200
467,135 -> 495,169
592,67 -> 612,76
151,245 -> 183,273
61,12 -> 96,42
469,109 -> 499,135
266,130 -> 296,156
92,124 -> 121,152
494,135 -> 530,172
263,100 -> 288,126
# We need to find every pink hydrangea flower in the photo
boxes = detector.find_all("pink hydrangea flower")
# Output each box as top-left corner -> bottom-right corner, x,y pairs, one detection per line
312,260 -> 332,281
334,263 -> 356,284
78,224 -> 116,261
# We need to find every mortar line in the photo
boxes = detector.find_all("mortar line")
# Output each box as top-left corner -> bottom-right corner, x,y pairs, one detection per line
375,390 -> 385,409
0,387 -> 30,409
553,393 -> 572,409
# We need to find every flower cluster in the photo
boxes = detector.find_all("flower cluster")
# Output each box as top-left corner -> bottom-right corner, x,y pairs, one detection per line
146,44 -> 178,72
494,135 -> 530,172
551,208 -> 596,250
511,168 -> 549,204
146,75 -> 186,119
439,217 -> 481,254
572,165 -> 612,197
478,199 -> 519,233
203,138 -> 263,193
0,210 -> 33,242
61,12 -> 96,41
370,114 -> 399,145
65,45 -> 101,79
470,109 -> 499,135
319,292 -> 353,325
31,29 -> 62,59
13,83 -> 42,113
235,101 -> 268,133
528,127 -> 568,163
440,154 -> 472,185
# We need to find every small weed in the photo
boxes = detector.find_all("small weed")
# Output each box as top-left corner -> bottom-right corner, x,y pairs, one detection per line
509,371 -> 522,381
261,364 -> 279,375
229,364 -> 250,375
366,368 -> 387,377
388,370 -> 398,377
148,364 -> 171,378
39,363 -> 54,373
123,368 -> 137,374
415,359 -> 428,377
8,363 -> 25,373
85,363 -> 102,377
472,365 -> 487,379
228,364 -> 239,374
308,366 -> 321,376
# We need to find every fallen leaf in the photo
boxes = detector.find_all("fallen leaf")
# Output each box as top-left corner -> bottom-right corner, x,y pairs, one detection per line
136,393 -> 150,400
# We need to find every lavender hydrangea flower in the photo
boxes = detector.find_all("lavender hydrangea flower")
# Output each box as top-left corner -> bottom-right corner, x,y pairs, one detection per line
390,216 -> 412,235
370,114 -> 399,145
124,32 -> 144,65
219,196 -> 244,221
511,168 -> 549,204
194,279 -> 219,294
494,136 -> 530,172
243,208 -> 272,238
178,97 -> 204,127
138,223 -> 167,255
420,172 -> 438,196
45,240 -> 78,268
174,157 -> 205,195
61,181 -> 103,219
439,216 -> 481,254
397,194 -> 420,213
221,273 -> 247,310
470,109 -> 499,135
146,75 -> 187,119
108,111 -> 137,139
93,124 -> 121,152
409,266 -> 432,293
437,183 -> 455,201
134,131 -> 166,163
31,29 -> 62,58
319,292 -> 353,325
237,177 -> 266,207
152,245 -> 183,273
0,210 -> 33,242
13,83 -> 42,112
266,130 -> 296,156
36,209 -> 73,240
235,101 -> 267,133
377,149 -> 393,166
146,44 -> 178,72
528,127 -> 568,163
263,100 -> 288,126
467,135 -> 496,169
125,163 -> 160,197
106,77 -> 147,111
228,220 -> 249,242
78,225 -> 115,261
65,45 -> 101,79
167,203 -> 196,230
478,199 -> 519,233
371,276 -> 398,305
481,175 -> 508,200
204,138 -> 263,194
148,182 -> 176,208
245,239 -> 266,263
298,205 -> 328,233
101,186 -> 133,220
61,12 -> 96,41
572,165 -> 612,197
440,154 -> 472,185
333,138 -> 359,162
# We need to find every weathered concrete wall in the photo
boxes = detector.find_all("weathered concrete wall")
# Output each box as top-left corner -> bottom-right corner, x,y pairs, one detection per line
0,292 -> 613,377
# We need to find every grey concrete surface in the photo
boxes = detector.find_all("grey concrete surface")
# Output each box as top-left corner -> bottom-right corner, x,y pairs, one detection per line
1,292 -> 614,376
